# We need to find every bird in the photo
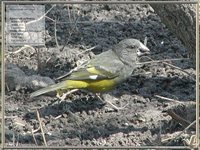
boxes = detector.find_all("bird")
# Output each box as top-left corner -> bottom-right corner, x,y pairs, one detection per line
30,38 -> 150,98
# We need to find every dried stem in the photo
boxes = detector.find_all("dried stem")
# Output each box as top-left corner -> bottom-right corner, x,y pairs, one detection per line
36,109 -> 47,146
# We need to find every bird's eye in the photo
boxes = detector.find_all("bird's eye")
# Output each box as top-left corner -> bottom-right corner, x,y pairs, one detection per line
128,45 -> 136,49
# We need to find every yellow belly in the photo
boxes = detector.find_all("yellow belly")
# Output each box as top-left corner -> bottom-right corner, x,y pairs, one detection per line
86,79 -> 116,92
66,79 -> 116,93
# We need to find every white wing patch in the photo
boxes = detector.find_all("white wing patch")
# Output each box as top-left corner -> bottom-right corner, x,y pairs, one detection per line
89,75 -> 98,80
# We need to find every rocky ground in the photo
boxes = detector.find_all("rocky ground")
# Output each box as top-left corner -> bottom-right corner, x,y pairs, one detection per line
4,3 -> 196,147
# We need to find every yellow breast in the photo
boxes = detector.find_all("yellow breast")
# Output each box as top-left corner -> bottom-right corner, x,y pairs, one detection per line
86,79 -> 116,93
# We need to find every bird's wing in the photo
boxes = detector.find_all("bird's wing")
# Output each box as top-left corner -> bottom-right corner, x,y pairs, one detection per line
59,50 -> 125,81
68,50 -> 125,80
67,65 -> 118,80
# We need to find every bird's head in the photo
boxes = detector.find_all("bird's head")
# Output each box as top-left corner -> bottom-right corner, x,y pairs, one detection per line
113,38 -> 150,66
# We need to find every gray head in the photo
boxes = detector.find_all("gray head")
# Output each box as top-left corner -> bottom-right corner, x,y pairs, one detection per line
113,39 -> 150,66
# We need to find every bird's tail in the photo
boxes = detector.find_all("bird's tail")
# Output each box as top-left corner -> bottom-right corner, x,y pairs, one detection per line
30,81 -> 67,98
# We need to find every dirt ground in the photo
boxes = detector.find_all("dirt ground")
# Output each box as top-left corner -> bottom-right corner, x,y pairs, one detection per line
5,3 -> 196,147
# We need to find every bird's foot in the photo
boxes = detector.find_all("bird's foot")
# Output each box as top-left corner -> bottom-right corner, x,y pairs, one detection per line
57,89 -> 79,102
96,93 -> 128,111
56,93 -> 67,102
104,99 -> 128,111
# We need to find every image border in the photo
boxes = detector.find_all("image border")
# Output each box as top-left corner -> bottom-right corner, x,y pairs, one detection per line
1,0 -> 199,149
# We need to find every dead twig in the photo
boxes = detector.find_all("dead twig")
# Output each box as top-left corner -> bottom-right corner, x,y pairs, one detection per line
167,109 -> 192,128
162,62 -> 195,81
31,129 -> 38,146
67,5 -> 72,27
8,45 -> 35,54
60,8 -> 80,52
144,36 -> 148,46
45,16 -> 55,22
54,19 -> 59,48
166,118 -> 198,146
137,58 -> 190,65
36,48 -> 41,73
139,56 -> 195,81
96,94 -> 128,111
76,46 -> 96,57
58,89 -> 79,102
32,127 -> 41,133
26,4 -> 56,25
36,109 -> 47,146
154,95 -> 184,104
54,115 -> 62,120
12,130 -> 15,146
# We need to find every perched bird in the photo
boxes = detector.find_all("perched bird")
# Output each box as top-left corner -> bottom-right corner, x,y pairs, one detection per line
30,39 -> 150,98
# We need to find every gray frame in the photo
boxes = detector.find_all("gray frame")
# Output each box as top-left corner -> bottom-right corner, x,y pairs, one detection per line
1,0 -> 199,149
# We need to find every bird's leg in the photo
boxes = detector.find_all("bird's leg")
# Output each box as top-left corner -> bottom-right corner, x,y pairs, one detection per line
57,94 -> 67,102
95,93 -> 107,105
56,89 -> 79,102
95,93 -> 128,111
56,89 -> 67,101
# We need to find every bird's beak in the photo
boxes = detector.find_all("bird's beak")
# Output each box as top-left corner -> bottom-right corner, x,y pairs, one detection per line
137,43 -> 150,56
